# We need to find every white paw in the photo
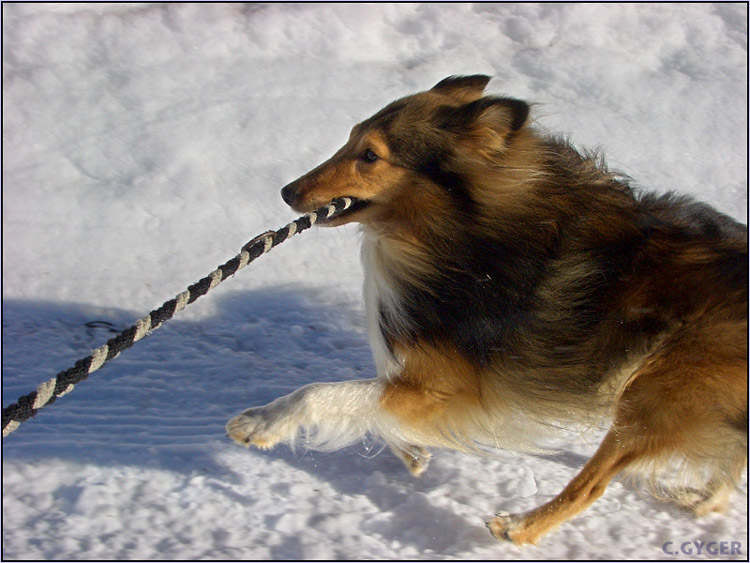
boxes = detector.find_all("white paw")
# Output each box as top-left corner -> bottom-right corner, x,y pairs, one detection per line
225,404 -> 300,450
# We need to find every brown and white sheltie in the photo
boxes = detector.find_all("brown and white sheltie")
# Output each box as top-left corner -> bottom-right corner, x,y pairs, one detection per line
227,75 -> 747,544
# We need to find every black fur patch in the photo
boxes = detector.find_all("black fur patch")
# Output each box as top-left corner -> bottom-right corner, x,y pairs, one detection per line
728,407 -> 748,433
380,228 -> 558,366
358,100 -> 408,132
416,156 -> 476,212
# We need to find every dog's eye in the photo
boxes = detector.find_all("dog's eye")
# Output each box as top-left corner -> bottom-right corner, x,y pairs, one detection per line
362,149 -> 379,163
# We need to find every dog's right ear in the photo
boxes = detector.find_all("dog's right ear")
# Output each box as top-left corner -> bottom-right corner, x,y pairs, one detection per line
435,96 -> 530,159
437,96 -> 529,135
431,75 -> 491,103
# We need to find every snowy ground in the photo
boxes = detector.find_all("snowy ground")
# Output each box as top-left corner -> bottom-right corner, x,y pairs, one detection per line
2,3 -> 747,560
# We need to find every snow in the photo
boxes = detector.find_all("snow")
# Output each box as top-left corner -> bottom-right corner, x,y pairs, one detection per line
2,3 -> 747,560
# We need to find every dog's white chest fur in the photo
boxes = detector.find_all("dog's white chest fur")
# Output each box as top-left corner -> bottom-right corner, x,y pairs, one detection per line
361,228 -> 405,379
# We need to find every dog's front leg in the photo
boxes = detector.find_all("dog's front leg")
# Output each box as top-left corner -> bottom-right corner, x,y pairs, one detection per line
388,443 -> 433,477
226,379 -> 383,450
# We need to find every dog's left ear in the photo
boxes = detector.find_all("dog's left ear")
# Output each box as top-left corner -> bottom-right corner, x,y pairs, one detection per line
431,75 -> 491,103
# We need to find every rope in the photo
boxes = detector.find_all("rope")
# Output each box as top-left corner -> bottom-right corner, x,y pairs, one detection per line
2,197 -> 358,438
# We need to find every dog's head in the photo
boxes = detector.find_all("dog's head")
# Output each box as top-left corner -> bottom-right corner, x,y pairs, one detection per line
280,75 -> 531,227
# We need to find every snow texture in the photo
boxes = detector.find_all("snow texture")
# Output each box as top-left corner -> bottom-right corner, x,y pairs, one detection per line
3,3 -> 747,560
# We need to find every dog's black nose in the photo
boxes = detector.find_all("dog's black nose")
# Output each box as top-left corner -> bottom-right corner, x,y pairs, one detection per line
280,182 -> 297,206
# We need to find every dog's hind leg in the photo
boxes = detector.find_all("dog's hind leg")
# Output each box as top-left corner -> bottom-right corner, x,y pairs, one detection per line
488,317 -> 747,545
685,451 -> 747,516
690,480 -> 734,516
487,429 -> 641,545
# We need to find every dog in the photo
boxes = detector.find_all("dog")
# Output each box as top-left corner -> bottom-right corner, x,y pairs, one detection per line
227,75 -> 747,544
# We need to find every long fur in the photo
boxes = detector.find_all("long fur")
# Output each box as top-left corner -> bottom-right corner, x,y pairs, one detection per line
227,75 -> 747,544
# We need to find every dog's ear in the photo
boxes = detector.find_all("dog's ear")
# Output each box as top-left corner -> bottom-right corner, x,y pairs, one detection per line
471,97 -> 529,133
431,75 -> 491,103
436,97 -> 530,158
438,96 -> 529,134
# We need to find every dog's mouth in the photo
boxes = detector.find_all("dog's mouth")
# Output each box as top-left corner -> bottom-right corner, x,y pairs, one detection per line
310,197 -> 371,226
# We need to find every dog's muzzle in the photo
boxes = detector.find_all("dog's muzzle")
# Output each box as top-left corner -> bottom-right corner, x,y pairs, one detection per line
280,179 -> 370,222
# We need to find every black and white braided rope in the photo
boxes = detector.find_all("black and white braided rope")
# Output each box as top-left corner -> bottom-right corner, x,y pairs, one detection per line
2,197 -> 357,438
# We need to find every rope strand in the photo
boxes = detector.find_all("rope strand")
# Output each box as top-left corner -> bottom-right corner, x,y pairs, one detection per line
2,197 -> 356,438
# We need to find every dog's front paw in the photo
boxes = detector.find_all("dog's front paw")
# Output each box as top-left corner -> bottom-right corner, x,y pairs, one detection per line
390,444 -> 432,477
486,511 -> 536,545
226,405 -> 297,450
